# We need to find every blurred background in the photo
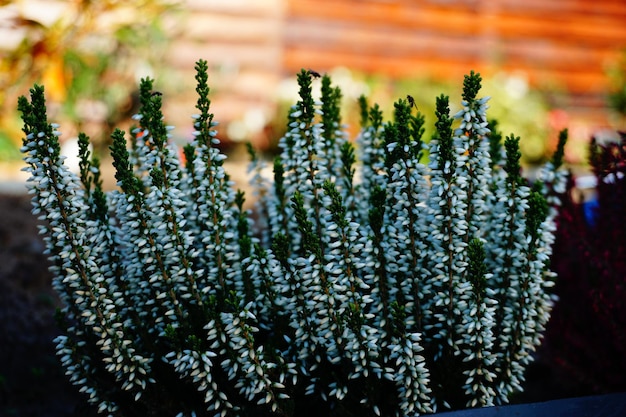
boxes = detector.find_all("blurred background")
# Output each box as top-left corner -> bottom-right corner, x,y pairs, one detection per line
1,1 -> 625,415
0,0 -> 625,188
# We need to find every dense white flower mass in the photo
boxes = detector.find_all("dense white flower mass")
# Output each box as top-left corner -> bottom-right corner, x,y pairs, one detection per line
20,64 -> 567,417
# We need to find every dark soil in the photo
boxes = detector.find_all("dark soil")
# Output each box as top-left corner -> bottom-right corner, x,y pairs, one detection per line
0,193 -> 97,417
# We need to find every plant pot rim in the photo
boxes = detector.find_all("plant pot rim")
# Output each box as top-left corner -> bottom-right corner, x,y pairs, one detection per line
432,392 -> 626,417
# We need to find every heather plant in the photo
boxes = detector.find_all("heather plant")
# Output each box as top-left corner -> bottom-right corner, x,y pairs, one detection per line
543,131 -> 626,395
19,60 -> 567,417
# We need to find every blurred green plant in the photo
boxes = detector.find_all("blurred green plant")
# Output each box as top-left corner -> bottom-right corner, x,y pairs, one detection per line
607,50 -> 626,122
481,73 -> 551,164
0,0 -> 180,161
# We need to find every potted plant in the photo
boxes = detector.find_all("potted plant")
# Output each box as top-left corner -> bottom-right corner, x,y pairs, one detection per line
19,60 -> 568,416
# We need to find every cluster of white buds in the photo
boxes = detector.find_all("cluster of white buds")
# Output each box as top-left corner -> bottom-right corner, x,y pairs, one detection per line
20,62 -> 567,417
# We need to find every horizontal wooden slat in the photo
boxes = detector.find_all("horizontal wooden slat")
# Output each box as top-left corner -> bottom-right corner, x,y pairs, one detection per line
283,47 -> 481,81
288,2 -> 482,37
498,0 -> 626,17
500,40 -> 617,77
284,0 -> 625,99
186,0 -> 284,16
282,46 -> 611,93
166,40 -> 282,71
284,20 -> 481,58
284,19 -> 620,75
296,0 -> 626,19
287,0 -> 626,44
161,0 -> 622,146
184,13 -> 282,43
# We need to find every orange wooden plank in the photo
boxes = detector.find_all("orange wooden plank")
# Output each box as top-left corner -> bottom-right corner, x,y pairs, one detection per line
498,0 -> 626,17
283,46 -> 488,82
283,21 -> 483,59
287,1 -> 483,37
282,46 -> 611,94
287,0 -> 626,45
283,19 -> 621,74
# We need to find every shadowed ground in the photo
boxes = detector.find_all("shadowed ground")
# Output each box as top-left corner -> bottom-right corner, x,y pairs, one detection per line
0,193 -> 97,417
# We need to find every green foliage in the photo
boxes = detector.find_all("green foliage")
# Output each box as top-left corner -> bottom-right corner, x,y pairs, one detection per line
551,128 -> 568,169
462,71 -> 482,103
297,69 -> 316,126
504,134 -> 524,186
433,94 -> 454,172
487,119 -> 504,168
607,51 -> 626,119
467,239 -> 487,299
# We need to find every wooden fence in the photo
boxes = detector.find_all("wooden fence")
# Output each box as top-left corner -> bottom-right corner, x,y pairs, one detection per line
167,0 -> 626,144
283,0 -> 626,122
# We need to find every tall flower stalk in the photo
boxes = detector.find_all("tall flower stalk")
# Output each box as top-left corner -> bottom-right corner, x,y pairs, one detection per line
20,62 -> 566,417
